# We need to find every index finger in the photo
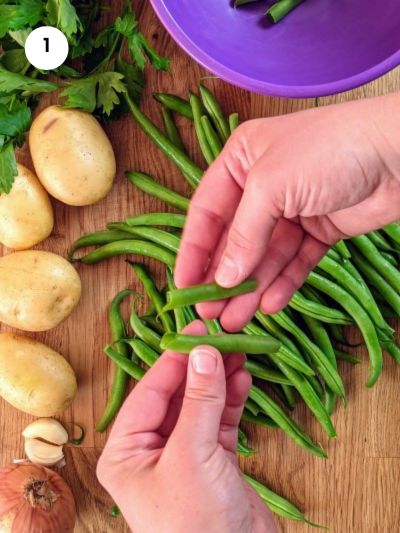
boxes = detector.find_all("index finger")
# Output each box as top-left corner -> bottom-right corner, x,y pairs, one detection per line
174,154 -> 243,288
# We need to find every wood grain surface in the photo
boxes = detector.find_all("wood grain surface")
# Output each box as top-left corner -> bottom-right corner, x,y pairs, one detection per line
1,2 -> 400,532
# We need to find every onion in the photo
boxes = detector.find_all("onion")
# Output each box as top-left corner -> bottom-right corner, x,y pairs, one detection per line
0,464 -> 76,532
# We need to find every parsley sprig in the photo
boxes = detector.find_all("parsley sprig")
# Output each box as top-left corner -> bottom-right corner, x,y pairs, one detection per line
0,0 -> 169,193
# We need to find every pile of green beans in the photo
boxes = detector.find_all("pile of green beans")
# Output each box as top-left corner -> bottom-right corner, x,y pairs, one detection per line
73,83 -> 400,528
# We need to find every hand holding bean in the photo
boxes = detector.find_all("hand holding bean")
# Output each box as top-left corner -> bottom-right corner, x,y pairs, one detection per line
97,321 -> 276,533
175,92 -> 400,331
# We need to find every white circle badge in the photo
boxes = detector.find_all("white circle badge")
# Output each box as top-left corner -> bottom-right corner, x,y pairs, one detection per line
25,26 -> 69,70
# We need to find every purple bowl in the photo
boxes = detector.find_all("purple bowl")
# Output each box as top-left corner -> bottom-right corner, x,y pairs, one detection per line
149,0 -> 400,97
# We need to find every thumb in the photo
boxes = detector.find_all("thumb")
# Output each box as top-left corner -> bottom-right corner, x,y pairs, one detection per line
169,345 -> 226,458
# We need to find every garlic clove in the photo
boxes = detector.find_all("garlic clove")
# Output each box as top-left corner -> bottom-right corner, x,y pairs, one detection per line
22,418 -> 68,445
24,438 -> 64,466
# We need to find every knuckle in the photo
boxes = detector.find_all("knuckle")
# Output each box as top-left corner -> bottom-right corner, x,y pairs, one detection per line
228,224 -> 262,253
185,386 -> 224,406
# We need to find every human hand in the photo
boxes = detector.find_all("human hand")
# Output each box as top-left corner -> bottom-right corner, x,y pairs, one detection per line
175,92 -> 400,331
97,321 -> 276,533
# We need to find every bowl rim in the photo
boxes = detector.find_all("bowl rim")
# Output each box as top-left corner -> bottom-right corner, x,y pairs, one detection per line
149,0 -> 400,98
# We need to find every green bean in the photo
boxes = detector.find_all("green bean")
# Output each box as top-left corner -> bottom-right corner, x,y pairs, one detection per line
161,106 -> 185,151
248,386 -> 327,457
130,307 -> 162,352
280,384 -> 297,410
245,360 -> 292,385
201,115 -> 223,158
126,212 -> 186,229
204,318 -> 223,335
333,240 -> 351,259
107,223 -> 180,254
241,410 -> 278,429
243,322 -> 315,375
318,255 -> 392,335
183,305 -> 197,324
288,291 -> 353,325
229,112 -> 239,133
160,332 -> 280,354
104,345 -> 146,381
199,84 -> 230,143
79,240 -> 176,268
307,271 -> 383,388
253,313 -> 303,358
348,244 -> 400,316
126,171 -> 190,212
351,234 -> 400,292
244,398 -> 261,416
189,92 -> 214,165
128,263 -> 175,333
334,349 -> 361,365
243,475 -> 322,527
367,231 -> 395,252
124,338 -> 159,367
269,310 -> 345,398
164,279 -> 257,311
165,269 -> 188,332
382,222 -> 400,247
381,251 -> 397,267
96,289 -> 133,433
68,230 -> 135,261
270,383 -> 295,411
237,439 -> 255,457
152,92 -> 193,120
141,315 -> 164,335
124,93 -> 202,188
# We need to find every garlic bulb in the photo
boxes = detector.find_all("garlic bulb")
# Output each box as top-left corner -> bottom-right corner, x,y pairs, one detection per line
22,419 -> 68,467
22,419 -> 68,446
24,440 -> 64,467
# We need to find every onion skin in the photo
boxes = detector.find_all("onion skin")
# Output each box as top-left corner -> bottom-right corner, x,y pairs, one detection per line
0,464 -> 76,532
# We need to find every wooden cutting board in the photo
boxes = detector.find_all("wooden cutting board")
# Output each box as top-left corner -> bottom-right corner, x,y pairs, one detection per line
1,2 -> 399,531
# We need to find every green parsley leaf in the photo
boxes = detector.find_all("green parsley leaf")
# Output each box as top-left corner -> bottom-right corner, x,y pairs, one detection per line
0,142 -> 17,194
46,0 -> 83,42
115,58 -> 144,106
0,99 -> 31,137
60,72 -> 127,116
8,28 -> 31,47
115,12 -> 169,72
0,67 -> 59,95
0,1 -> 44,38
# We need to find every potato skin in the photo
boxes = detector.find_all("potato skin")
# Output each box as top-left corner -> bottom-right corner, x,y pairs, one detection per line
29,105 -> 116,206
0,333 -> 77,416
0,164 -> 54,250
0,250 -> 81,332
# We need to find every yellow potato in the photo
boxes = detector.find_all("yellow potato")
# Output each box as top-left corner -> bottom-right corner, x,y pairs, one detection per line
0,250 -> 81,331
0,333 -> 77,416
0,164 -> 54,250
29,105 -> 116,206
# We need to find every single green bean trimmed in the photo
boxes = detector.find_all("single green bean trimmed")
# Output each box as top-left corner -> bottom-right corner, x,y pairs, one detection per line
160,332 -> 280,354
229,112 -> 239,133
248,386 -> 327,458
152,92 -> 193,119
201,115 -> 223,158
189,92 -> 214,165
104,346 -> 146,381
199,84 -> 230,143
244,475 -> 324,528
124,93 -> 202,188
128,263 -> 175,333
307,271 -> 383,388
78,240 -> 176,268
68,230 -> 136,261
130,307 -> 162,352
126,212 -> 186,229
164,279 -> 257,310
126,171 -> 190,212
107,224 -> 180,254
96,289 -> 133,433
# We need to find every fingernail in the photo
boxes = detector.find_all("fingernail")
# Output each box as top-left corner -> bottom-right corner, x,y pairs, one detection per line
191,348 -> 217,375
215,256 -> 239,287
